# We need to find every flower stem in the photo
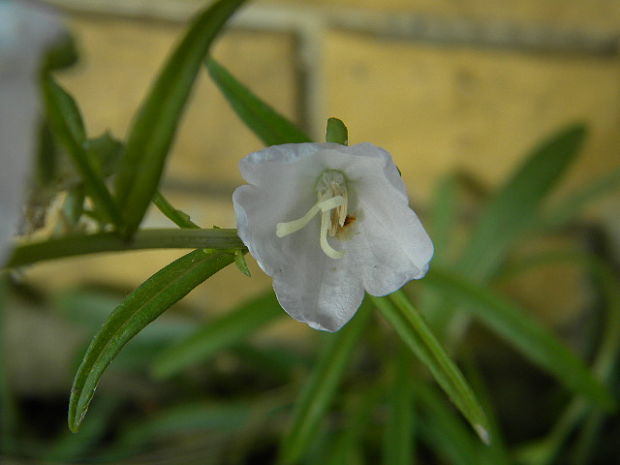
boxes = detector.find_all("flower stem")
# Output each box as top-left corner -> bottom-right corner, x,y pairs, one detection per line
6,228 -> 244,268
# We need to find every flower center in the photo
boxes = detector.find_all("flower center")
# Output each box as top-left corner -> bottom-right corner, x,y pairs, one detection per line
276,170 -> 349,259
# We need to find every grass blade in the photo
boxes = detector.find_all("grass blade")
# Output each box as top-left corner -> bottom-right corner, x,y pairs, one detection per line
152,291 -> 282,378
277,301 -> 372,465
373,292 -> 490,443
68,249 -> 236,432
205,57 -> 311,145
42,76 -> 122,228
425,267 -> 615,409
115,0 -> 246,236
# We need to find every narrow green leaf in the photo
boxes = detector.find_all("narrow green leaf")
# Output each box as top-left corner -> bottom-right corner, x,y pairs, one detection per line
68,249 -> 236,432
430,174 -> 458,264
425,267 -> 615,409
0,279 -> 18,455
115,0 -> 247,236
84,131 -> 123,178
500,251 -> 620,465
41,76 -> 122,228
152,191 -> 200,229
41,77 -> 85,142
205,57 -> 311,145
416,384 -> 484,465
326,117 -> 349,145
278,301 -> 372,465
383,347 -> 415,465
459,124 -> 587,280
373,292 -> 490,442
542,166 -> 620,229
152,291 -> 282,378
234,249 -> 251,276
117,402 -> 250,446
42,32 -> 79,72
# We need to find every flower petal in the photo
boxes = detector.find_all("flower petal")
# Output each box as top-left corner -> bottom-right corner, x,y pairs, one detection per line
0,1 -> 62,264
343,156 -> 434,295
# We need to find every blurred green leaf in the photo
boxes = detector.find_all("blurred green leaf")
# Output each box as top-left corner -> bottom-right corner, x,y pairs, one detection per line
326,117 -> 349,145
425,267 -> 615,410
501,251 -> 620,465
278,301 -> 372,465
542,166 -> 620,228
41,76 -> 122,228
35,121 -> 59,187
205,57 -> 311,145
115,0 -> 246,236
152,291 -> 282,378
373,292 -> 490,443
0,280 -> 17,455
383,347 -> 415,465
416,384 -> 486,465
42,32 -> 79,72
68,249 -> 236,432
118,402 -> 250,446
84,131 -> 123,177
430,174 -> 458,264
459,124 -> 587,280
321,389 -> 379,465
45,397 -> 119,463
41,76 -> 85,145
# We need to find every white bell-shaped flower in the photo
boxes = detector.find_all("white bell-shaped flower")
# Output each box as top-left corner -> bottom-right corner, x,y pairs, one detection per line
0,0 -> 62,264
233,142 -> 434,331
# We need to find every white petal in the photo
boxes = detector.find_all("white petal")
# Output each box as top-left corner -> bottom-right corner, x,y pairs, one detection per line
272,232 -> 365,332
0,1 -> 62,264
343,157 -> 434,295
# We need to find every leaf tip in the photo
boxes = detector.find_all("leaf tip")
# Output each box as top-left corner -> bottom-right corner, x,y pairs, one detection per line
474,424 -> 491,445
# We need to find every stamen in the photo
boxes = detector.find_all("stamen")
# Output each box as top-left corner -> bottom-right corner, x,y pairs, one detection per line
320,210 -> 345,259
277,196 -> 344,238
276,170 -> 350,260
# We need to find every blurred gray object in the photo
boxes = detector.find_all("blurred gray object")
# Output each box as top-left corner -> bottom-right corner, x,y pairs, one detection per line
0,0 -> 63,264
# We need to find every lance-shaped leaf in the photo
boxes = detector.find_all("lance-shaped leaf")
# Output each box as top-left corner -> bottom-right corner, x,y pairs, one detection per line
42,77 -> 122,228
68,249 -> 236,432
458,124 -> 586,280
115,0 -> 246,236
372,292 -> 490,443
205,57 -> 311,145
424,267 -> 615,410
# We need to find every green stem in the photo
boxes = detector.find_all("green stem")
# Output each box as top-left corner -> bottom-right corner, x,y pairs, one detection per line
6,228 -> 244,268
